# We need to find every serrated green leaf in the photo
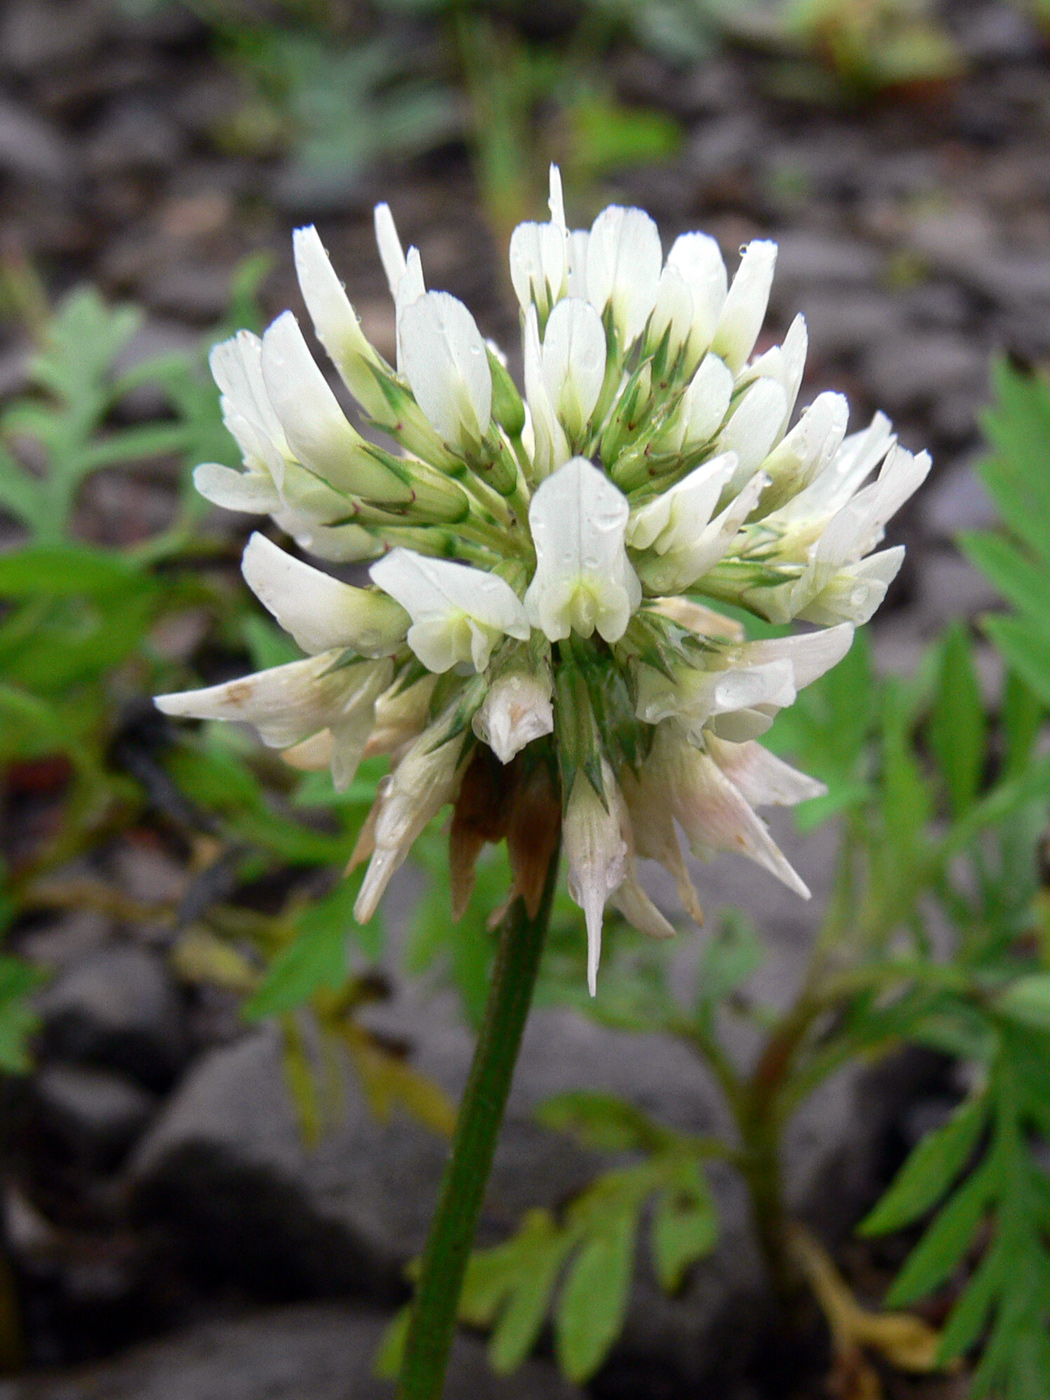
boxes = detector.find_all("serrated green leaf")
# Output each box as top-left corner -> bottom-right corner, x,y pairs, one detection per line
489,1214 -> 571,1374
937,1238 -> 1006,1363
555,1206 -> 638,1382
537,1091 -> 672,1153
959,532 -> 1050,629
886,1159 -> 995,1307
651,1162 -> 717,1292
927,622 -> 986,817
861,1094 -> 987,1236
981,614 -> 1050,709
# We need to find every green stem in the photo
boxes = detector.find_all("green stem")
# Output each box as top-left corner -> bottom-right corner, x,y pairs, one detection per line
397,846 -> 560,1400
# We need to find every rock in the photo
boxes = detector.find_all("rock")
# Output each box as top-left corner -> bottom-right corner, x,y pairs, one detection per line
142,264 -> 234,324
0,0 -> 106,72
38,945 -> 187,1091
29,1066 -> 157,1173
86,99 -> 185,176
915,553 -> 1000,632
792,289 -> 902,358
2,1302 -> 582,1400
861,331 -> 987,413
772,231 -> 883,289
920,458 -> 998,540
110,319 -> 202,423
0,98 -> 73,184
129,822 -> 938,1390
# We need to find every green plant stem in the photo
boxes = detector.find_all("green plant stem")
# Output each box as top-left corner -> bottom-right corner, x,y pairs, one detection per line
397,845 -> 561,1400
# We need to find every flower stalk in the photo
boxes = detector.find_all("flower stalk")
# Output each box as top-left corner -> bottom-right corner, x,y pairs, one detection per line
397,841 -> 561,1400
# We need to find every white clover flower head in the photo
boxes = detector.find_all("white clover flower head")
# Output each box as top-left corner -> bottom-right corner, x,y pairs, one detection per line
157,169 -> 929,992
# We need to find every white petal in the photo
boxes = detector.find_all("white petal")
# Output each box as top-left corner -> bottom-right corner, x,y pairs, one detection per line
611,874 -> 676,940
399,291 -> 492,447
712,239 -> 777,373
374,202 -> 407,298
260,312 -> 366,490
524,457 -> 641,644
293,225 -> 389,422
241,532 -> 408,657
627,452 -> 736,553
816,446 -> 931,567
797,548 -> 905,626
586,205 -> 662,348
705,735 -> 826,807
523,305 -> 569,479
648,267 -> 695,357
566,230 -> 589,298
279,516 -> 381,564
739,623 -> 854,690
756,391 -> 849,512
210,331 -> 289,454
371,548 -> 529,674
636,468 -> 768,595
637,657 -> 796,739
542,298 -> 607,440
666,232 -> 728,361
564,766 -> 629,995
509,221 -> 568,318
675,354 -> 734,451
472,671 -> 554,763
779,412 -> 896,523
395,248 -> 426,372
548,163 -> 566,230
620,758 -> 704,925
718,378 -> 788,491
193,463 -> 281,514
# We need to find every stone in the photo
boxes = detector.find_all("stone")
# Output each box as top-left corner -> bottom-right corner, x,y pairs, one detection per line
129,820 -> 937,1390
29,1065 -> 156,1172
38,945 -> 187,1091
914,553 -> 1000,633
791,289 -> 902,358
86,99 -> 186,176
110,319 -> 202,424
142,265 -> 234,324
920,458 -> 997,541
861,331 -> 987,413
2,1302 -> 582,1400
0,98 -> 73,184
771,232 -> 883,289
0,0 -> 106,72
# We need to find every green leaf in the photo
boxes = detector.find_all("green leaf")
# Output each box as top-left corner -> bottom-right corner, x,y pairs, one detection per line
927,622 -> 986,816
980,614 -> 1050,709
489,1214 -> 571,1374
995,974 -> 1050,1034
860,1094 -> 987,1236
958,532 -> 1050,629
886,1159 -> 995,1307
373,1304 -> 411,1380
0,544 -> 144,598
651,1161 -> 717,1292
555,1206 -> 638,1382
695,910 -> 764,1011
0,954 -> 46,1073
1001,670 -> 1045,778
537,1091 -> 673,1154
937,1238 -> 1006,1363
243,919 -> 346,1021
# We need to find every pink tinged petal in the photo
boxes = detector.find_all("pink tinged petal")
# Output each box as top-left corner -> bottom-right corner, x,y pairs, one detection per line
705,734 -> 827,807
563,767 -> 629,995
354,721 -> 470,923
586,206 -> 662,348
399,291 -> 492,447
260,312 -> 366,489
541,298 -> 607,440
611,874 -> 676,940
155,652 -> 389,752
523,305 -> 569,480
374,202 -> 407,298
666,231 -> 728,361
667,738 -> 810,899
370,548 -> 529,674
193,462 -> 281,515
292,225 -> 390,422
718,377 -> 788,491
472,671 -> 554,764
241,532 -> 409,657
711,239 -> 778,373
524,457 -> 641,644
620,759 -> 704,925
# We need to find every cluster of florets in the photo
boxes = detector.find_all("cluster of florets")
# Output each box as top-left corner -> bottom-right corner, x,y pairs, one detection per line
157,167 -> 929,993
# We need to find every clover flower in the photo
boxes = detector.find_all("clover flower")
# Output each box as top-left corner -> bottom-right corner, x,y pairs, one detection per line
156,168 -> 929,993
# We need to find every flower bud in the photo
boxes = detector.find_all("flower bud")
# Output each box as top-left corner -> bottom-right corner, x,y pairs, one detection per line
473,669 -> 554,764
564,762 -> 629,995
